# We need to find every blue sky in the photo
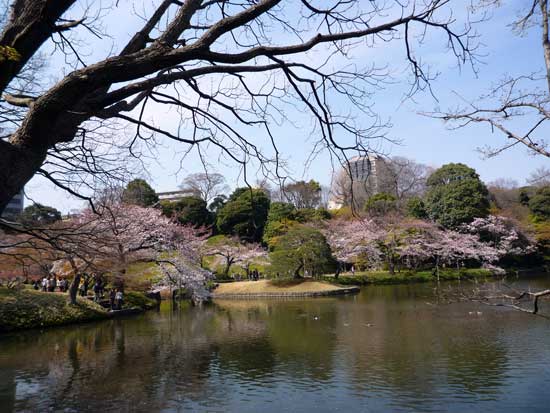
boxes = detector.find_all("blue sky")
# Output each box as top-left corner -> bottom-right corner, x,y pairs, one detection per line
21,0 -> 548,212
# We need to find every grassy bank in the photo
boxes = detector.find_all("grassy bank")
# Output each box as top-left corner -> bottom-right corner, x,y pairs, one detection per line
212,279 -> 359,298
0,288 -> 157,333
321,268 -> 494,286
124,291 -> 159,309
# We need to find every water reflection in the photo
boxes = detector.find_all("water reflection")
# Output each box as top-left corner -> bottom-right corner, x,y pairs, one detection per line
1,278 -> 550,412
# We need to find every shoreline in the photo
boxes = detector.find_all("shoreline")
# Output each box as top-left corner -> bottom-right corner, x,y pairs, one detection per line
3,269 -> 548,332
211,279 -> 359,299
320,268 -> 499,286
212,287 -> 360,299
320,267 -> 550,286
0,288 -> 158,334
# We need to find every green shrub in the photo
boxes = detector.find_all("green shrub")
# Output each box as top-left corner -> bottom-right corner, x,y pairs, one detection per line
269,278 -> 308,287
529,186 -> 550,219
406,197 -> 427,219
123,291 -> 158,309
364,193 -> 397,216
425,163 -> 490,228
270,225 -> 335,277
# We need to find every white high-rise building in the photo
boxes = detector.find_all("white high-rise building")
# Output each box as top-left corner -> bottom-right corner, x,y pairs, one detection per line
156,190 -> 189,203
328,155 -> 388,210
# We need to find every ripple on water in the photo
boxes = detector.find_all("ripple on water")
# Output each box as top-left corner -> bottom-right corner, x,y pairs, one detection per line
2,281 -> 550,412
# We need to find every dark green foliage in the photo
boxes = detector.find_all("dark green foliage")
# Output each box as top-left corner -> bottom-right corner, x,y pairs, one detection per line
0,288 -> 157,332
364,193 -> 397,216
426,163 -> 480,186
269,225 -> 335,278
161,196 -> 212,227
519,187 -> 533,206
283,179 -> 322,209
123,291 -> 158,310
18,203 -> 62,226
263,202 -> 297,245
122,179 -> 158,207
216,189 -> 270,242
0,287 -> 107,332
263,219 -> 299,248
268,202 -> 296,222
228,187 -> 250,201
320,268 -> 493,286
208,195 -> 227,214
294,207 -> 331,222
424,163 -> 489,228
313,207 -> 331,220
262,203 -> 330,246
406,197 -> 428,219
529,186 -> 550,219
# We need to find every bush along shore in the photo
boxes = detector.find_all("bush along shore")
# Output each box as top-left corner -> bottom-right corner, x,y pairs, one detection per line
320,268 -> 495,286
0,288 -> 158,333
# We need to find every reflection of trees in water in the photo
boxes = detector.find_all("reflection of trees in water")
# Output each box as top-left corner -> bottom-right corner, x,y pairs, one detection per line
213,338 -> 276,380
1,299 -> 339,410
0,303 -> 272,411
0,367 -> 16,413
334,286 -> 513,407
2,282 -> 550,412
215,299 -> 339,383
445,338 -> 508,395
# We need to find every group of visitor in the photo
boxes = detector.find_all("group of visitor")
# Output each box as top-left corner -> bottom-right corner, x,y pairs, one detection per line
31,270 -> 125,311
109,288 -> 124,310
90,275 -> 105,302
33,276 -> 69,292
78,273 -> 106,298
248,269 -> 261,281
87,275 -> 124,310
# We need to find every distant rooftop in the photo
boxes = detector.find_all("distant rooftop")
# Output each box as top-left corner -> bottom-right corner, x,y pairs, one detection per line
157,190 -> 189,202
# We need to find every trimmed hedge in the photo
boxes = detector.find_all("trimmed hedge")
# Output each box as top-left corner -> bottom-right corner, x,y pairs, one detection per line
321,268 -> 493,286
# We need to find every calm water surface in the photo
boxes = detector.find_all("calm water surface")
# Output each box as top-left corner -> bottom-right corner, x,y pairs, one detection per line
1,277 -> 550,412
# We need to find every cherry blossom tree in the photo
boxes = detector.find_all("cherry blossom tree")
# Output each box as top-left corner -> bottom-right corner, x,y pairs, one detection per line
156,255 -> 213,304
13,203 -> 210,303
323,218 -> 383,276
71,204 -> 211,302
202,235 -> 266,278
460,216 -> 536,258
323,215 -> 536,278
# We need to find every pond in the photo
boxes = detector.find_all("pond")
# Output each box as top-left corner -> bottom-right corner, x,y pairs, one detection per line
1,276 -> 550,412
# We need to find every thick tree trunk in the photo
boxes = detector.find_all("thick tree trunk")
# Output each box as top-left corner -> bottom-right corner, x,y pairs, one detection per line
334,262 -> 341,280
0,140 -> 47,213
293,263 -> 304,279
68,273 -> 81,305
223,257 -> 234,277
0,0 -> 77,93
388,259 -> 395,275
